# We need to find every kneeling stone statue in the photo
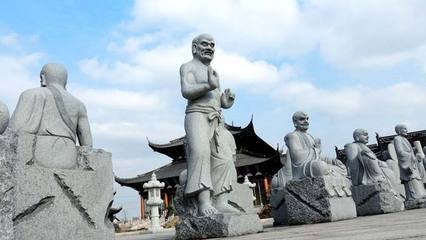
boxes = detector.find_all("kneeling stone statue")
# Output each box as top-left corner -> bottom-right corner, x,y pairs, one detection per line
345,129 -> 405,216
174,34 -> 262,240
8,63 -> 115,240
271,111 -> 356,225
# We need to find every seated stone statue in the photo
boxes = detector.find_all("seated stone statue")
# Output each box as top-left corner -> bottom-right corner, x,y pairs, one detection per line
0,101 -> 8,134
10,63 -> 92,169
345,129 -> 404,215
279,111 -> 356,225
285,111 -> 347,179
392,124 -> 426,201
345,129 -> 399,187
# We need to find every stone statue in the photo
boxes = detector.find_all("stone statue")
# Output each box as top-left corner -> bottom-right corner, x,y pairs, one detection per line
180,34 -> 238,215
345,129 -> 399,187
9,63 -> 114,240
10,63 -> 92,169
0,101 -> 9,134
345,129 -> 405,215
175,34 -> 262,239
284,111 -> 347,179
275,111 -> 356,225
392,124 -> 426,201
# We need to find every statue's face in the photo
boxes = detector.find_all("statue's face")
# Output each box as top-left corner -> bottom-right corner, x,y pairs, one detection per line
194,37 -> 215,63
294,114 -> 309,131
398,126 -> 408,136
357,131 -> 369,144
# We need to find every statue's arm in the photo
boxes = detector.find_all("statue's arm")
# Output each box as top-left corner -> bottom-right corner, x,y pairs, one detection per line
77,103 -> 93,147
180,65 -> 214,100
285,133 -> 309,161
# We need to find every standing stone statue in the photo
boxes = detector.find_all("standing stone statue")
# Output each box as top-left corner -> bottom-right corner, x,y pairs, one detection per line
175,34 -> 262,239
274,111 -> 356,225
390,124 -> 426,208
9,63 -> 114,240
345,129 -> 404,215
10,63 -> 92,169
180,34 -> 237,215
0,101 -> 9,134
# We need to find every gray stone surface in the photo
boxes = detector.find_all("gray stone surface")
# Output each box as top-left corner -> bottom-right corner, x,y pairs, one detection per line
404,197 -> 426,210
392,124 -> 426,201
13,133 -> 115,240
285,111 -> 347,179
174,181 -> 262,239
175,213 -> 262,240
352,183 -> 404,216
284,176 -> 356,225
117,208 -> 426,240
0,101 -> 9,134
10,63 -> 93,170
0,132 -> 17,240
180,34 -> 239,216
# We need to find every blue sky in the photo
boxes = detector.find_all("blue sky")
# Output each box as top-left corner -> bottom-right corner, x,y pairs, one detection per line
2,0 -> 426,219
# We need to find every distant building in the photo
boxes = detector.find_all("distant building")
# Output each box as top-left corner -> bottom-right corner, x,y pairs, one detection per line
115,119 -> 282,219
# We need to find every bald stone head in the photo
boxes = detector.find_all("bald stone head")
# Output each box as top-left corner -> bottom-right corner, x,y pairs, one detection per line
353,128 -> 369,144
192,34 -> 215,64
292,111 -> 309,131
395,124 -> 408,137
40,63 -> 68,88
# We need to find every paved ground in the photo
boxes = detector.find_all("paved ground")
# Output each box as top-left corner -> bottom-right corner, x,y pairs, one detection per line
116,208 -> 426,240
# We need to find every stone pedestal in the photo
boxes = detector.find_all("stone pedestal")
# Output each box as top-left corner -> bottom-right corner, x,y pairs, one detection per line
270,187 -> 288,226
174,183 -> 262,239
284,176 -> 356,225
405,198 -> 426,210
175,213 -> 262,240
352,183 -> 405,216
13,133 -> 115,240
0,132 -> 17,240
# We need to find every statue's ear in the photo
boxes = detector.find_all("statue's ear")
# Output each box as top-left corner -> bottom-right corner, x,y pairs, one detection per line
192,44 -> 197,55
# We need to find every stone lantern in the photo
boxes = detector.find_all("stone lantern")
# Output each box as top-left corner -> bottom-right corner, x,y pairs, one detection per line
143,172 -> 165,233
243,175 -> 256,202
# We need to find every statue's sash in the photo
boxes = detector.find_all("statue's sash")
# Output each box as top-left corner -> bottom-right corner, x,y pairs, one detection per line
46,85 -> 76,141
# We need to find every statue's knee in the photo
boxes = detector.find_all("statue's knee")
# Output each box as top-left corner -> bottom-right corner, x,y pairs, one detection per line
311,161 -> 329,177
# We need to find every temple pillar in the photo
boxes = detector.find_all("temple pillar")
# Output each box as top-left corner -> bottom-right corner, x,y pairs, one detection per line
140,195 -> 145,220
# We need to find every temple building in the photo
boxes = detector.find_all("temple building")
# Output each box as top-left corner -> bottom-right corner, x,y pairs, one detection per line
335,129 -> 426,163
115,119 -> 282,219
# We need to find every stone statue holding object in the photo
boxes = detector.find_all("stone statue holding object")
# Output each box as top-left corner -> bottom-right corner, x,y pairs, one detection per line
175,34 -> 262,239
275,111 -> 356,225
391,124 -> 426,208
345,128 -> 404,215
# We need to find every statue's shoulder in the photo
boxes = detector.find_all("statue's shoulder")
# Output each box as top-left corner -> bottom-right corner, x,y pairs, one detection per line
180,60 -> 196,74
19,87 -> 49,98
284,131 -> 299,143
393,135 -> 403,142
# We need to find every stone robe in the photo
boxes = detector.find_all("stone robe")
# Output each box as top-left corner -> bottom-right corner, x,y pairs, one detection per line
393,136 -> 425,200
10,87 -> 81,169
345,142 -> 399,189
184,89 -> 237,196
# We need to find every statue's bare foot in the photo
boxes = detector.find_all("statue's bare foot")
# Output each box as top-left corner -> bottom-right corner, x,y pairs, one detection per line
215,202 -> 240,214
215,193 -> 240,214
199,202 -> 218,216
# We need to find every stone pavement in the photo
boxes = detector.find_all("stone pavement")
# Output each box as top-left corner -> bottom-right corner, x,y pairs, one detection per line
116,208 -> 426,240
